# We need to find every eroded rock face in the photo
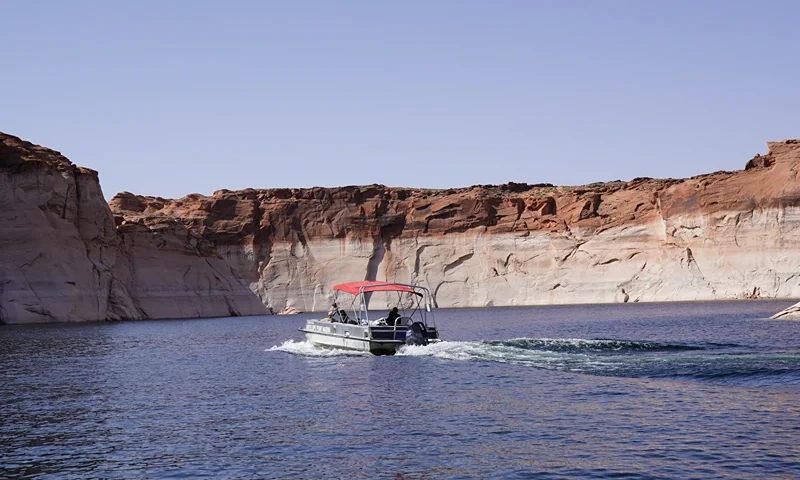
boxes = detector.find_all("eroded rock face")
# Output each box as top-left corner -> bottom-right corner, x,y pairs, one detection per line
112,219 -> 267,319
110,139 -> 800,312
0,135 -> 118,323
0,133 -> 268,324
4,130 -> 799,323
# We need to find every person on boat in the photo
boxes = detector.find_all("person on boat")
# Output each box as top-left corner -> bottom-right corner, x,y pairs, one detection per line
329,302 -> 349,323
386,307 -> 400,326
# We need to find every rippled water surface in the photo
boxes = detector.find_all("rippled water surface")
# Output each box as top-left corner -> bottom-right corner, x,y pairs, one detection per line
3,300 -> 800,479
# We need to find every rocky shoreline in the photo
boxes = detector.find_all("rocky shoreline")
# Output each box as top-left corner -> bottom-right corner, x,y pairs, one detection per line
2,131 -> 800,323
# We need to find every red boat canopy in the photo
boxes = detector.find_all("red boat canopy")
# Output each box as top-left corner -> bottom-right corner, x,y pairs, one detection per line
333,281 -> 422,296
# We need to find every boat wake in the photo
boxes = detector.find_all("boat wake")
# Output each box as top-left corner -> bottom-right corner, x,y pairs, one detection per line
486,337 -> 706,353
397,338 -> 800,386
267,339 -> 372,357
269,337 -> 800,385
397,337 -> 703,360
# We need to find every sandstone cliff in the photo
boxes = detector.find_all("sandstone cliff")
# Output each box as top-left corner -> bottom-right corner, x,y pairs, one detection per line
4,131 -> 798,323
109,140 -> 800,313
0,133 -> 268,324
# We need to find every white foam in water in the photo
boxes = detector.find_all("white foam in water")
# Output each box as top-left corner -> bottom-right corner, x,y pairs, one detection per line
399,341 -> 481,357
270,337 -> 673,362
398,340 -> 545,364
397,339 -> 639,375
396,342 -> 446,356
267,340 -> 371,357
269,337 -> 798,384
269,337 -> 683,372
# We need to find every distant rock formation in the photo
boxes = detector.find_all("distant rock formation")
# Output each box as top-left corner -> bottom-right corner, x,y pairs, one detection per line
277,306 -> 303,315
0,132 -> 268,324
110,140 -> 800,314
771,301 -> 800,320
3,130 -> 800,324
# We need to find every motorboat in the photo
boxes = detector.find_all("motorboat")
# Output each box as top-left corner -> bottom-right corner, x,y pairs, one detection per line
298,281 -> 440,355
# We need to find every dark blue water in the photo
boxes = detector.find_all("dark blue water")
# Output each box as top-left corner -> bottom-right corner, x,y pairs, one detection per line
2,300 -> 800,479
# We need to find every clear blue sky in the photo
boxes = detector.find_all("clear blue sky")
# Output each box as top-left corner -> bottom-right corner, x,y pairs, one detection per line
2,1 -> 798,199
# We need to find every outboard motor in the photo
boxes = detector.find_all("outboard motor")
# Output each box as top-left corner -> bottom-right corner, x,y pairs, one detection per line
406,321 -> 428,346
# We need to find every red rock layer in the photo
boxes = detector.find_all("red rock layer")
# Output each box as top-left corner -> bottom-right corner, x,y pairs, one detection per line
110,140 -> 800,247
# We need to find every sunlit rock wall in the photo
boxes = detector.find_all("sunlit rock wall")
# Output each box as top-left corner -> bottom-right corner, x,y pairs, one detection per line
112,139 -> 800,313
0,133 -> 268,324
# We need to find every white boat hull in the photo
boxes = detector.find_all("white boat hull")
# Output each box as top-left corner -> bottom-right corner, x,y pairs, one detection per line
299,320 -> 408,355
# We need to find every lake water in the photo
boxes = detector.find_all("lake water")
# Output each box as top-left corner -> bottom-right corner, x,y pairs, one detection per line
2,300 -> 800,479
